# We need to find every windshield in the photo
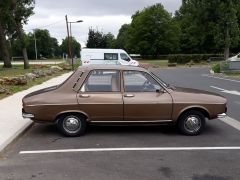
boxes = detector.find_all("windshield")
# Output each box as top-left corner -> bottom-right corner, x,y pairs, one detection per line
150,72 -> 168,88
120,53 -> 131,62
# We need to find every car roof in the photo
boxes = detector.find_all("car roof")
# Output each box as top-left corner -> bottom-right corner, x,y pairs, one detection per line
77,65 -> 148,72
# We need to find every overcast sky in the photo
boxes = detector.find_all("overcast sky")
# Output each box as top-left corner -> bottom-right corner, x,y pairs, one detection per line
24,0 -> 182,46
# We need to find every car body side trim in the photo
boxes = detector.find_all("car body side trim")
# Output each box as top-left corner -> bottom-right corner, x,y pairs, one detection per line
90,120 -> 173,123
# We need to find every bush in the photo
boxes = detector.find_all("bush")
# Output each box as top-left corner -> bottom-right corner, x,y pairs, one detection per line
212,63 -> 221,73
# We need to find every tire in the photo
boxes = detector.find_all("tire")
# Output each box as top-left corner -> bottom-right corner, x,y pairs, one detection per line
177,110 -> 206,136
57,114 -> 87,137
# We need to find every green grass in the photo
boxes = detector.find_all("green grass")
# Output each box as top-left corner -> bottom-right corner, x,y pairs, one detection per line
0,64 -> 70,100
139,60 -> 169,67
224,72 -> 240,77
0,65 -> 38,77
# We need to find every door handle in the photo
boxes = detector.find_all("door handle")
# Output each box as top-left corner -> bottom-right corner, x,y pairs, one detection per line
124,94 -> 135,98
79,94 -> 90,98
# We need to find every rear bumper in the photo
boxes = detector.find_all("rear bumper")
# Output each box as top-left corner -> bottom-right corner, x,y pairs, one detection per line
22,108 -> 34,119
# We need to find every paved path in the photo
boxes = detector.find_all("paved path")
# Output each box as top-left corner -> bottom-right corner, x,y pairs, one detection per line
0,72 -> 72,152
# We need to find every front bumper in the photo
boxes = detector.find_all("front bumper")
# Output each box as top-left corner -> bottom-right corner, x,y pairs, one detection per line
218,113 -> 227,118
22,108 -> 34,119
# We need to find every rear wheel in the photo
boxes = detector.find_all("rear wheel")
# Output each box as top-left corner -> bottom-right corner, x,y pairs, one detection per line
177,110 -> 206,135
57,114 -> 87,137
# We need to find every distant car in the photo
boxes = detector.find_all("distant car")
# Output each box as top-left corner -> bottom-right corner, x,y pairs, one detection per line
228,52 -> 240,61
81,48 -> 139,66
22,65 -> 227,137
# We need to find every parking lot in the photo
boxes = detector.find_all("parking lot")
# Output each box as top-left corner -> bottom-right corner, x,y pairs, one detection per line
1,67 -> 240,180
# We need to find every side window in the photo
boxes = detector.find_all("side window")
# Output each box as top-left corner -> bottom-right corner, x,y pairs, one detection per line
120,53 -> 131,62
81,70 -> 120,92
123,71 -> 162,92
104,53 -> 118,60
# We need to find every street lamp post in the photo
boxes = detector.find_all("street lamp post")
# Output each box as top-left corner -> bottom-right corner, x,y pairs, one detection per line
65,15 -> 83,70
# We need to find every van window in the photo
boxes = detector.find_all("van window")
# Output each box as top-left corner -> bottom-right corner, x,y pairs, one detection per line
104,53 -> 118,60
120,53 -> 131,62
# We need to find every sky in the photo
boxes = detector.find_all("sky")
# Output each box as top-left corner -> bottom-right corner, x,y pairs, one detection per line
24,0 -> 182,46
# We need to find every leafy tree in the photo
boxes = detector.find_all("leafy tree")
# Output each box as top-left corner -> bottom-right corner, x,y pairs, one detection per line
60,37 -> 81,58
9,0 -> 35,69
123,4 -> 180,56
116,24 -> 131,50
86,28 -> 107,48
176,0 -> 240,58
105,32 -> 116,48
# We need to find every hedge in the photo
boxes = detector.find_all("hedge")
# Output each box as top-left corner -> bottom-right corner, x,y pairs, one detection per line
142,54 -> 227,63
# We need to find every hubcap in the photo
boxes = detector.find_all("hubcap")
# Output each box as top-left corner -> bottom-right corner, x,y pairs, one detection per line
63,116 -> 81,133
184,116 -> 201,133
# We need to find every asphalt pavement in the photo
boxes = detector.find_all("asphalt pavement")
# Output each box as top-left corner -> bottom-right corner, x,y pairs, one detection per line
0,67 -> 240,180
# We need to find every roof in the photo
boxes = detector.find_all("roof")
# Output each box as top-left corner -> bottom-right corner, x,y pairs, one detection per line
77,65 -> 148,72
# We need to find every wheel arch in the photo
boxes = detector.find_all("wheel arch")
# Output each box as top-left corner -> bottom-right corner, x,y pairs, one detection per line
54,110 -> 89,123
177,106 -> 210,122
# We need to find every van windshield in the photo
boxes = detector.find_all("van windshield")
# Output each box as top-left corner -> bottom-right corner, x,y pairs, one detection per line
120,53 -> 131,62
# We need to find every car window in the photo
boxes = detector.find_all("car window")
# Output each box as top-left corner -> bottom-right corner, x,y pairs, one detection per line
81,70 -> 120,92
123,71 -> 162,92
104,53 -> 118,60
120,53 -> 131,62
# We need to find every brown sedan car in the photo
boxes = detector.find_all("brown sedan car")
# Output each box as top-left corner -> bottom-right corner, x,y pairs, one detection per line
22,65 -> 227,136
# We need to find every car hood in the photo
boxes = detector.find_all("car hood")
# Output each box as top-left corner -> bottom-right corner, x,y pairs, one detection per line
171,86 -> 224,98
23,85 -> 58,99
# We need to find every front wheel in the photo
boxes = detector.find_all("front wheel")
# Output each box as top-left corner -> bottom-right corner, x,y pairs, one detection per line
57,114 -> 87,137
177,110 -> 206,136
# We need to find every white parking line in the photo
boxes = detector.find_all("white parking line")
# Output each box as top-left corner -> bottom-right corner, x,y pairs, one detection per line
219,116 -> 240,131
210,86 -> 240,96
19,147 -> 240,154
202,74 -> 240,83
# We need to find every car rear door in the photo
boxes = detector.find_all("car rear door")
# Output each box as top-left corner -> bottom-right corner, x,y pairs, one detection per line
77,70 -> 123,122
123,70 -> 172,121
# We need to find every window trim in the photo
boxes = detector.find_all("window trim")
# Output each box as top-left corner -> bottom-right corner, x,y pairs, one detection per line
80,69 -> 121,93
122,70 -> 166,93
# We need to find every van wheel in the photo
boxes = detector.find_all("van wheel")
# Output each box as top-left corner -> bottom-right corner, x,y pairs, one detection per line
57,114 -> 87,137
177,110 -> 206,136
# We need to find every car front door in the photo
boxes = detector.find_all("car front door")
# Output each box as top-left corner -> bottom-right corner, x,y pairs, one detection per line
77,70 -> 123,122
123,70 -> 172,121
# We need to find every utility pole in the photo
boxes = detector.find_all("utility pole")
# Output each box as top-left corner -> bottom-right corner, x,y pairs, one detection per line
65,15 -> 73,70
33,29 -> 38,60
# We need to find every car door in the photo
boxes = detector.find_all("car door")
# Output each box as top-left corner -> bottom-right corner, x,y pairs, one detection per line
77,69 -> 123,122
123,70 -> 173,121
104,53 -> 118,65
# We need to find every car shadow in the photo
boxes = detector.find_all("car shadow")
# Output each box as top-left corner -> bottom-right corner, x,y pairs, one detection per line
31,122 -> 222,137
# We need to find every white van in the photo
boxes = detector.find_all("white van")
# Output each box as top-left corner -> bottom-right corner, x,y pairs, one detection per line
81,48 -> 139,66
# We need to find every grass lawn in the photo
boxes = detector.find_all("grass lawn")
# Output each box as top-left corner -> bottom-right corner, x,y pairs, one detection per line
139,60 -> 169,67
224,72 -> 240,77
0,64 -> 70,100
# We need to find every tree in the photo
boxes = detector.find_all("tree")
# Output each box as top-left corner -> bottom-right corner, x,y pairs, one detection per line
116,24 -> 131,50
121,4 -> 180,56
105,32 -> 116,48
10,0 -> 35,69
176,0 -> 240,58
86,28 -> 107,48
0,0 -> 12,68
60,37 -> 81,58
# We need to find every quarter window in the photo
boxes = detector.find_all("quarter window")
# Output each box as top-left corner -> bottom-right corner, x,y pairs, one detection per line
123,71 -> 162,92
104,53 -> 118,60
81,70 -> 120,92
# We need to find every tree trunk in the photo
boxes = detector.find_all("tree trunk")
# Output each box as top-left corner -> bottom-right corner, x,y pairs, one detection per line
0,22 -> 12,68
16,23 -> 29,69
224,24 -> 230,60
